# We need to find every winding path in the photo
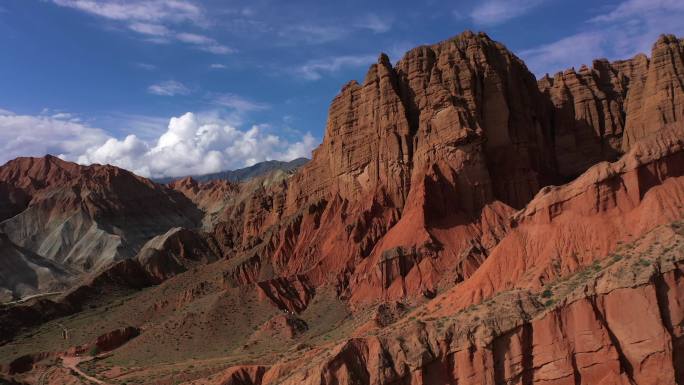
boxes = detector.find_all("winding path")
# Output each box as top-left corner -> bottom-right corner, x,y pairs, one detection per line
61,355 -> 109,384
2,291 -> 63,306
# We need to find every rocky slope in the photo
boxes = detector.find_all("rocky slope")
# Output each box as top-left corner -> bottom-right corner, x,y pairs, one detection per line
186,221 -> 684,385
0,233 -> 74,302
538,33 -> 684,177
183,32 -> 684,308
1,32 -> 684,385
0,155 -> 202,299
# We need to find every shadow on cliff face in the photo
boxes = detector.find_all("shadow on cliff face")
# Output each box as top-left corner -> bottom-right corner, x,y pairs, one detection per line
551,113 -> 625,184
422,166 -> 476,229
0,234 -> 73,300
0,182 -> 30,223
634,151 -> 684,200
0,245 -> 40,299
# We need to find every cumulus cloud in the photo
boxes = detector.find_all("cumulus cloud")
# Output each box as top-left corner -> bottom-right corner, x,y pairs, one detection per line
78,112 -> 317,177
280,133 -> 317,161
0,109 -> 317,178
519,0 -> 684,76
469,0 -> 546,26
295,54 -> 376,80
147,80 -> 190,96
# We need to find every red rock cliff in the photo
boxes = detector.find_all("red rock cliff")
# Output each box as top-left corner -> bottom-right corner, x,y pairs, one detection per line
196,32 -> 684,309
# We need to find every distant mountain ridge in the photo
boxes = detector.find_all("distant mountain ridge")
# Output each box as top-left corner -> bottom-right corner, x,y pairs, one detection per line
153,157 -> 309,184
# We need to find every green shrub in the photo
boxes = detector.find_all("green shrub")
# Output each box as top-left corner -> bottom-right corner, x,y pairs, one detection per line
541,289 -> 553,298
88,346 -> 100,356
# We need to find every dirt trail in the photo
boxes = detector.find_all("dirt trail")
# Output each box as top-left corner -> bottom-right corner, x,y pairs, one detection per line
2,291 -> 63,305
61,356 -> 109,385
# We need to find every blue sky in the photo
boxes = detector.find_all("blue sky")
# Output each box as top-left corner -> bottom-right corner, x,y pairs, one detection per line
0,0 -> 682,177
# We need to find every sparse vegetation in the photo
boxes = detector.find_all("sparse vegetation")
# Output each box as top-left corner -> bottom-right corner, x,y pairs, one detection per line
88,345 -> 101,356
3,214 -> 683,385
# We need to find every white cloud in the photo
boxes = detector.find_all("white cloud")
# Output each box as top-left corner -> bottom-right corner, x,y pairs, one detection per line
51,0 -> 234,54
470,0 -> 545,26
39,108 -> 82,123
295,55 -> 376,80
98,112 -> 169,140
135,62 -> 156,70
280,24 -> 347,45
0,111 -> 110,163
147,80 -> 190,96
281,133 -> 317,161
128,22 -> 170,37
51,0 -> 205,25
175,32 -> 212,44
519,32 -> 607,76
0,109 -> 317,178
355,14 -> 393,33
79,134 -> 150,174
78,112 -> 317,177
209,63 -> 227,69
176,32 -> 233,54
212,94 -> 269,112
197,43 -> 234,55
279,14 -> 393,45
51,112 -> 76,120
590,0 -> 684,23
519,0 -> 684,76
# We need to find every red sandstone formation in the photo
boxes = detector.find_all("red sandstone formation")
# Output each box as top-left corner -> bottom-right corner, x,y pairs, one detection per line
538,59 -> 632,176
87,326 -> 141,354
174,33 -> 684,384
183,223 -> 683,385
623,35 -> 684,150
256,275 -> 315,313
2,32 -> 684,385
183,32 -> 684,309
